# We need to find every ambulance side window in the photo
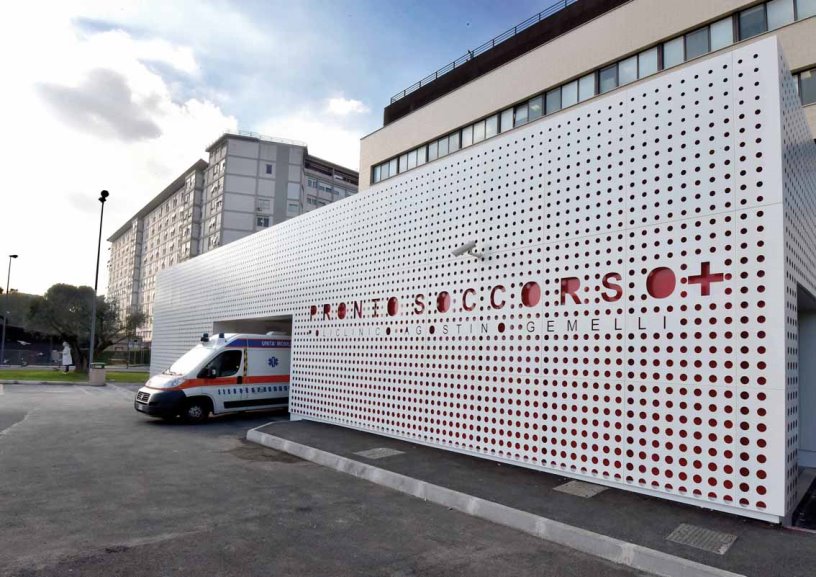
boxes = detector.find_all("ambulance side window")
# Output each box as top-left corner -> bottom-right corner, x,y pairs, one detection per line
199,350 -> 242,378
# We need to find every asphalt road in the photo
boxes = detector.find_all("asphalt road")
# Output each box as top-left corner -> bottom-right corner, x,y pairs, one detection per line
0,383 -> 652,577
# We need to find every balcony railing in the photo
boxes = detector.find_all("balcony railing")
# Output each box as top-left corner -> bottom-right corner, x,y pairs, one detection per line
390,0 -> 579,104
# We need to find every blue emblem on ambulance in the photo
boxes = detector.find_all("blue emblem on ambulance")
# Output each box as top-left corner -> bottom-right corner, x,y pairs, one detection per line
268,356 -> 279,367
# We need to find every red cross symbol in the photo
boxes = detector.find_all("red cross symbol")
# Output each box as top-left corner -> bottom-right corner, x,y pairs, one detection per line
687,262 -> 725,296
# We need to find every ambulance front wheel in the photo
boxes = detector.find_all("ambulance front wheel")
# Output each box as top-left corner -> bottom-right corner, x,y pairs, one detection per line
183,398 -> 211,423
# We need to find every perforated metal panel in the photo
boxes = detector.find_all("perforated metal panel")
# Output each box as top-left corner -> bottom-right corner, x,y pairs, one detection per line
152,38 -> 815,522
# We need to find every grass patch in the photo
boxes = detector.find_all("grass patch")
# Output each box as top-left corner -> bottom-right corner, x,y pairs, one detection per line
0,369 -> 149,383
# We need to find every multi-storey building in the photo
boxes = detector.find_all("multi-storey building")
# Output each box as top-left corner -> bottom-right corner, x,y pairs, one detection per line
137,162 -> 208,341
150,1 -> 816,526
200,132 -> 358,254
362,0 -> 816,188
107,133 -> 358,341
106,218 -> 143,322
107,160 -> 207,341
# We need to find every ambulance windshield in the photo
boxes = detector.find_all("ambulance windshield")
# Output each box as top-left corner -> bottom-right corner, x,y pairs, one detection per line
165,345 -> 215,375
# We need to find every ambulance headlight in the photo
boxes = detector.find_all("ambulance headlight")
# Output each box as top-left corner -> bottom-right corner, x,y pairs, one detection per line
149,376 -> 184,389
164,377 -> 184,389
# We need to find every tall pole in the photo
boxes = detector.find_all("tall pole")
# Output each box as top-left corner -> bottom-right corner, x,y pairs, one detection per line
88,190 -> 109,369
0,255 -> 19,368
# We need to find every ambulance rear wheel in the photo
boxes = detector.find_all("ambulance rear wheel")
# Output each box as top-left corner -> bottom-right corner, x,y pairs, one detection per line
183,399 -> 210,423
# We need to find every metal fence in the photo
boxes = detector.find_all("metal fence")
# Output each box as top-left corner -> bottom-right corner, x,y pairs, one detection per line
390,0 -> 579,104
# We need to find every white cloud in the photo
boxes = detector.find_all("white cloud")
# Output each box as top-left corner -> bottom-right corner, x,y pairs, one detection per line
257,111 -> 363,172
0,2 -> 236,296
327,97 -> 370,116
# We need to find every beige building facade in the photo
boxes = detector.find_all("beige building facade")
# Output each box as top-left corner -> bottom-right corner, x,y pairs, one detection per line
360,0 -> 816,189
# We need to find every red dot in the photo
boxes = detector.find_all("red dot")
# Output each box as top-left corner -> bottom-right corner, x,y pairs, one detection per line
387,297 -> 399,316
646,267 -> 677,299
437,291 -> 451,313
521,281 -> 542,307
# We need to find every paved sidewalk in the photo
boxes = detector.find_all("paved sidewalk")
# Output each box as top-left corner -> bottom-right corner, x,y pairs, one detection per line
249,420 -> 816,577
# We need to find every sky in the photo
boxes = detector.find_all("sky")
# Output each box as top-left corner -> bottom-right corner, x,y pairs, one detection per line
0,0 -> 553,296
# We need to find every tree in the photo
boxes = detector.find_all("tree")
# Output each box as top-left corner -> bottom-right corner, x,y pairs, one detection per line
28,284 -> 145,370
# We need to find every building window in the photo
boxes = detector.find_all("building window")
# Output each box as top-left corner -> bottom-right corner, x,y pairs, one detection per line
257,198 -> 270,211
372,165 -> 382,183
287,202 -> 299,216
618,55 -> 637,86
638,47 -> 659,78
307,177 -> 317,188
500,108 -> 513,133
685,27 -> 710,60
485,114 -> 498,138
388,157 -> 398,177
739,4 -> 768,39
399,153 -> 408,174
599,64 -> 617,94
448,131 -> 460,153
406,149 -> 417,170
256,216 -> 270,227
514,102 -> 529,127
415,146 -> 427,166
437,136 -> 449,157
461,124 -> 473,148
710,17 -> 734,51
799,68 -> 816,105
799,0 -> 816,18
561,80 -> 578,108
545,87 -> 562,114
528,95 -> 543,120
577,73 -> 595,102
767,0 -> 794,29
663,36 -> 684,68
473,118 -> 486,142
427,140 -> 438,161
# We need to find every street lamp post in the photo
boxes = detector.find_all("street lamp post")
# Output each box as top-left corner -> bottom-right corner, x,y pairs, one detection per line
0,254 -> 19,368
88,190 -> 109,369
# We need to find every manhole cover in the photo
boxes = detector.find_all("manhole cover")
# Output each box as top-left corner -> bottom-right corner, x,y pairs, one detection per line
666,523 -> 737,555
354,447 -> 404,460
553,480 -> 608,498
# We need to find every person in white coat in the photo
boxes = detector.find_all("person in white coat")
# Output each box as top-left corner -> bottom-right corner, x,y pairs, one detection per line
61,342 -> 73,373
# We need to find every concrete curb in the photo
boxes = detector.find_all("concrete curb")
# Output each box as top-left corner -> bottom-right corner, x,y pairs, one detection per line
247,426 -> 746,577
0,380 -> 106,386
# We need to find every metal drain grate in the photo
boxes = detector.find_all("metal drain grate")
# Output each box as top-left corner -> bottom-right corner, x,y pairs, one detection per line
666,523 -> 737,555
553,480 -> 608,498
354,447 -> 405,460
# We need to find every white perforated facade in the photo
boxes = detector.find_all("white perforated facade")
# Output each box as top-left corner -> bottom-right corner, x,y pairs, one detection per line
152,38 -> 816,523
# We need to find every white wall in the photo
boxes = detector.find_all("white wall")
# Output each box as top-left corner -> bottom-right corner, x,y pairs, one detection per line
153,40 -> 800,522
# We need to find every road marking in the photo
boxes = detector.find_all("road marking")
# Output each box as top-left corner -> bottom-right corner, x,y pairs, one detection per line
108,383 -> 138,398
4,385 -> 74,394
0,409 -> 35,438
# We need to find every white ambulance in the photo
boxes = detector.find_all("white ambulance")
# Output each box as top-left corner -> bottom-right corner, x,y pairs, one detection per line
134,332 -> 291,422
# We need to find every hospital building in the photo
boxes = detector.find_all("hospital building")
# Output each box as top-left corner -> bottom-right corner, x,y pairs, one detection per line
149,0 -> 816,524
